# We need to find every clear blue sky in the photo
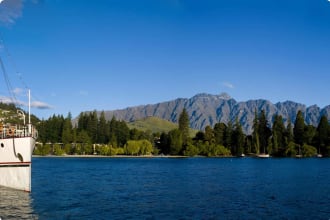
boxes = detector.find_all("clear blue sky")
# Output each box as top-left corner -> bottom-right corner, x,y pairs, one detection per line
0,0 -> 330,119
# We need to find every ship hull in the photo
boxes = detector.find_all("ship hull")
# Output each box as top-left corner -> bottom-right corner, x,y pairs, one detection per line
0,136 -> 35,192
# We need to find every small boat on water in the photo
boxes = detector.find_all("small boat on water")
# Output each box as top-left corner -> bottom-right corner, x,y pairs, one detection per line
257,153 -> 270,158
0,91 -> 37,192
257,145 -> 270,158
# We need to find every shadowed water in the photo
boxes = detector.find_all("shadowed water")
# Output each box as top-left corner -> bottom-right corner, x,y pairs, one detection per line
0,186 -> 37,219
0,157 -> 329,219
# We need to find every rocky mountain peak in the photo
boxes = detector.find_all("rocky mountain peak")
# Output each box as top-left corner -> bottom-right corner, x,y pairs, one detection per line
218,92 -> 232,100
86,93 -> 329,134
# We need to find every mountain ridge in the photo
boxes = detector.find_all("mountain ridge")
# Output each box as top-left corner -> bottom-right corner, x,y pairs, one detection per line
85,93 -> 330,134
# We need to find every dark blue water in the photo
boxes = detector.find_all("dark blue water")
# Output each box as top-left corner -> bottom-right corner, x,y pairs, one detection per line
0,157 -> 329,219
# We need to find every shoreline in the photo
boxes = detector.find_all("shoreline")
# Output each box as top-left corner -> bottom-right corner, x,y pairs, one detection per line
32,154 -> 191,158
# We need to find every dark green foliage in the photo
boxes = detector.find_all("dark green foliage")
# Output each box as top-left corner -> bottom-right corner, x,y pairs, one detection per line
87,110 -> 98,143
316,115 -> 329,155
158,132 -> 170,154
258,110 -> 271,154
33,143 -> 51,156
37,114 -> 64,143
231,119 -> 245,156
252,109 -> 260,154
251,110 -> 272,154
294,110 -> 305,146
178,108 -> 190,146
302,144 -> 317,157
285,141 -> 298,157
272,115 -> 286,156
204,125 -> 215,144
62,113 -> 73,144
184,143 -> 200,156
213,122 -> 226,146
168,129 -> 183,155
224,121 -> 233,149
98,111 -> 108,144
303,125 -> 316,146
194,131 -> 205,141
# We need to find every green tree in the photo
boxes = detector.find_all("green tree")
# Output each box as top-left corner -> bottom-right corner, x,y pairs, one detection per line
125,140 -> 140,155
98,111 -> 109,144
284,119 -> 294,146
302,144 -> 317,157
77,112 -> 88,131
87,110 -> 98,143
130,128 -> 143,140
252,110 -> 260,154
138,139 -> 153,155
62,112 -> 73,144
303,125 -> 316,146
224,121 -> 233,150
178,108 -> 190,146
159,132 -> 170,154
213,122 -> 226,146
258,110 -> 271,154
294,110 -> 305,146
272,115 -> 285,156
33,143 -> 51,156
316,115 -> 329,155
116,121 -> 130,147
168,129 -> 183,155
232,119 -> 245,156
53,144 -> 65,156
184,143 -> 199,156
285,141 -> 298,157
204,125 -> 215,144
77,130 -> 91,145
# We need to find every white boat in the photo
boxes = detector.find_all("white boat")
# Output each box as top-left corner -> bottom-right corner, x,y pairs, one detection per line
0,91 -> 37,192
257,146 -> 270,158
257,153 -> 270,158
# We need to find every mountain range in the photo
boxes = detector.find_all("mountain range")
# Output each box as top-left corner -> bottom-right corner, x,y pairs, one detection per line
91,93 -> 330,134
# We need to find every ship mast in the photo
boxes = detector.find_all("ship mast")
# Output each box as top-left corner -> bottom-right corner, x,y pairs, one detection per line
28,89 -> 31,135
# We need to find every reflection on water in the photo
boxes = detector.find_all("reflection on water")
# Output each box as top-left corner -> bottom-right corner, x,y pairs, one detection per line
0,186 -> 38,219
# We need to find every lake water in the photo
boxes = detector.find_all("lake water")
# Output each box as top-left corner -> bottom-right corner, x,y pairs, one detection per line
0,157 -> 329,219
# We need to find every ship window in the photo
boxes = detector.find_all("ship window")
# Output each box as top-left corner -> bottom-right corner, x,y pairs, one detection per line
1,143 -> 3,148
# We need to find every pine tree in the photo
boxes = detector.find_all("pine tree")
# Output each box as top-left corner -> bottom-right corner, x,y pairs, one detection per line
224,121 -> 233,150
294,110 -> 305,146
258,110 -> 271,154
168,129 -> 183,155
285,119 -> 294,144
272,115 -> 285,156
178,108 -> 190,146
98,111 -> 108,144
62,112 -> 73,144
204,125 -> 214,144
213,122 -> 226,146
233,118 -> 245,156
252,109 -> 260,154
317,115 -> 329,155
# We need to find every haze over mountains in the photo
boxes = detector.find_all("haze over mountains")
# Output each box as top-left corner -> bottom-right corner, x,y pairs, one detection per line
90,93 -> 330,134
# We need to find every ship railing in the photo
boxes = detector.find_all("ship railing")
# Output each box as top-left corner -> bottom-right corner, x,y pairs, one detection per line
0,124 -> 38,139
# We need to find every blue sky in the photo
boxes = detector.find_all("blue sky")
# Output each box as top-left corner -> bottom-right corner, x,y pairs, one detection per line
0,0 -> 330,119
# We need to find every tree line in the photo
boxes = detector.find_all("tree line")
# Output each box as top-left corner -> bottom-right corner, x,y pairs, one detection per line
35,109 -> 330,157
35,111 -> 158,156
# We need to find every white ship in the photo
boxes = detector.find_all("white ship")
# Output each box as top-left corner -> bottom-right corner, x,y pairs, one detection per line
0,91 -> 37,192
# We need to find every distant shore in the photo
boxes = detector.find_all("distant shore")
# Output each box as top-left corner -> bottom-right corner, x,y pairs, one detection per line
32,154 -> 191,158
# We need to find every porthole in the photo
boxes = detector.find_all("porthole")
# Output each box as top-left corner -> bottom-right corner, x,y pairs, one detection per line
1,143 -> 4,148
